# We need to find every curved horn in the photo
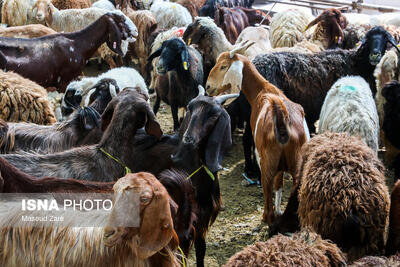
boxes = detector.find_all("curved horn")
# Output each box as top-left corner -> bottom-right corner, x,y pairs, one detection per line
198,85 -> 205,96
214,93 -> 239,104
229,41 -> 256,58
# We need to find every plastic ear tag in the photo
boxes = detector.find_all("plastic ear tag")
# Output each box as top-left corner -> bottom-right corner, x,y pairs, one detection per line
188,38 -> 192,45
183,61 -> 188,70
113,42 -> 116,49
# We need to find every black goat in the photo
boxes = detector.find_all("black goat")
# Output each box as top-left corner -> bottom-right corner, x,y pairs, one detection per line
119,90 -> 237,267
0,77 -> 120,154
252,26 -> 400,133
148,37 -> 204,130
199,0 -> 254,18
0,88 -> 162,181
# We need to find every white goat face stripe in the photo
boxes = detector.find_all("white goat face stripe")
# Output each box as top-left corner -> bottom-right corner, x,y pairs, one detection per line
109,84 -> 118,98
121,40 -> 129,57
84,89 -> 96,107
222,60 -> 244,93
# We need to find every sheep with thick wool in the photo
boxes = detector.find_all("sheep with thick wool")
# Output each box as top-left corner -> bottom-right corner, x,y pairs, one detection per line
298,132 -> 390,261
269,9 -> 314,48
150,1 -> 192,29
1,0 -> 40,26
224,229 -> 346,267
318,76 -> 379,153
0,70 -> 56,125
51,0 -> 91,9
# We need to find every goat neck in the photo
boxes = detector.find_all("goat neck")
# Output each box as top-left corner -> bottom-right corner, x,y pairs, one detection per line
65,16 -> 113,60
240,59 -> 281,105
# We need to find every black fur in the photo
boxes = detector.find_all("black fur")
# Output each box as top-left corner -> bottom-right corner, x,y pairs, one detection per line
253,26 -> 397,132
382,80 -> 400,149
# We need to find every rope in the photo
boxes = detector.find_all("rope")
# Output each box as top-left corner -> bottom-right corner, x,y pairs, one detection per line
186,164 -> 215,181
99,148 -> 131,175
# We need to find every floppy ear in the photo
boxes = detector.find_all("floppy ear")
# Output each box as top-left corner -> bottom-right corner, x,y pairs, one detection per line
181,48 -> 190,70
222,60 -> 244,93
139,103 -> 163,139
305,16 -> 321,31
385,32 -> 400,54
106,15 -> 124,56
108,79 -> 120,98
205,109 -> 232,173
101,98 -> 118,131
45,3 -> 54,27
136,186 -> 175,259
148,47 -> 162,63
78,107 -> 101,131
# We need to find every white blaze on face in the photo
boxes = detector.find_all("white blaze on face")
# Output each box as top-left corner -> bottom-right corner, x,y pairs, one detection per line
84,89 -> 96,107
303,118 -> 310,141
222,60 -> 244,93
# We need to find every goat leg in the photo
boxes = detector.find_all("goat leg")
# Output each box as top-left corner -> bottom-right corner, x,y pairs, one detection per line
171,104 -> 180,131
194,235 -> 206,267
273,171 -> 284,216
261,167 -> 275,224
153,96 -> 161,115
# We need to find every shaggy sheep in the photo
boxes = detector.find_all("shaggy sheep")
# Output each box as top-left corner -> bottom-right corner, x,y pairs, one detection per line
381,81 -> 400,170
269,9 -> 314,48
0,172 -> 180,266
51,0 -> 91,9
387,180 -> 400,256
62,67 -> 148,117
349,254 -> 400,266
224,229 -> 346,267
318,76 -> 379,153
0,24 -> 56,38
298,132 -> 390,261
0,70 -> 56,125
251,26 -> 398,132
150,1 -> 192,29
1,0 -> 40,26
374,48 -> 399,125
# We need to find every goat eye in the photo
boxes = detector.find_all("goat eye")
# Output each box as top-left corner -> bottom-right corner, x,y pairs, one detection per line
220,66 -> 227,70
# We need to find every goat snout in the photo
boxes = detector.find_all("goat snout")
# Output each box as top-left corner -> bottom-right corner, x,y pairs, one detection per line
369,52 -> 382,66
36,12 -> 45,21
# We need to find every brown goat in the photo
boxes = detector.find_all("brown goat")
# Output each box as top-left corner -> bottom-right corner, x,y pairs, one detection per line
0,172 -> 180,266
124,9 -> 157,81
306,8 -> 348,49
51,0 -> 91,9
214,5 -> 249,44
206,48 -> 309,224
387,180 -> 400,256
174,0 -> 207,18
0,13 -> 137,92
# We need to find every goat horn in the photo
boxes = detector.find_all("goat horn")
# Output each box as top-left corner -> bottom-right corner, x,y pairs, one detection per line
198,85 -> 205,96
214,93 -> 239,104
229,41 -> 256,58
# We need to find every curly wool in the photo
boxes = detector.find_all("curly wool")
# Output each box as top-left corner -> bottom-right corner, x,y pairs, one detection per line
298,132 -> 390,261
270,9 -> 314,48
318,76 -> 379,153
1,0 -> 39,26
349,254 -> 400,266
0,70 -> 56,125
224,229 -> 346,267
150,1 -> 192,29
51,0 -> 90,10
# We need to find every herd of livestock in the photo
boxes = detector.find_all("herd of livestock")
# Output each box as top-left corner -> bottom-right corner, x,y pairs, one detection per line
0,0 -> 400,266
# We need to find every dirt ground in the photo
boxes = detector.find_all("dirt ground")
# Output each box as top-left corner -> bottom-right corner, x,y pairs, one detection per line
83,64 -> 395,267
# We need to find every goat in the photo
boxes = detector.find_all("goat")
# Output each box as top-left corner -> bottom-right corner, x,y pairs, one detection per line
0,24 -> 57,38
206,47 -> 309,224
148,37 -> 203,130
214,5 -> 249,44
0,12 -> 137,92
208,26 -> 400,133
199,0 -> 254,18
0,88 -> 163,181
0,172 -> 180,266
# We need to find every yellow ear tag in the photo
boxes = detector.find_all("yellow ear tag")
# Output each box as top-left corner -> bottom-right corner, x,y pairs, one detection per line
304,25 -> 309,31
397,44 -> 400,48
183,61 -> 188,70
335,36 -> 338,42
172,4 -> 176,8
188,38 -> 192,45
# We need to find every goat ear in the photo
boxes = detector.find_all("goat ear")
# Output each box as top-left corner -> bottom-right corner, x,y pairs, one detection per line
181,48 -> 189,70
305,16 -> 321,31
205,110 -> 232,173
137,185 -> 175,259
79,107 -> 101,131
222,60 -> 244,93
385,32 -> 400,54
45,3 -> 53,27
148,47 -> 162,63
106,15 -> 124,56
144,107 -> 163,140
